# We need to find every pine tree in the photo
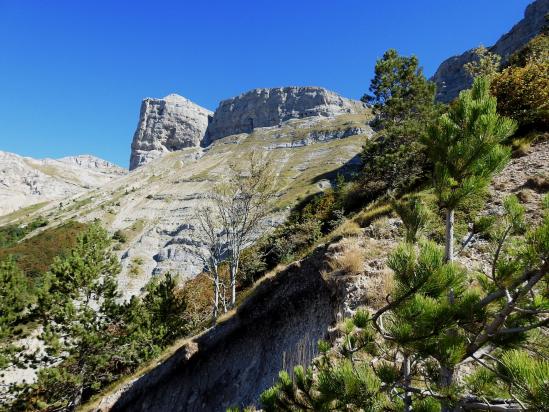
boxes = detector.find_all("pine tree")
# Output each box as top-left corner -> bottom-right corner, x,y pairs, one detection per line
363,49 -> 438,131
360,49 -> 441,200
260,194 -> 548,411
423,76 -> 516,262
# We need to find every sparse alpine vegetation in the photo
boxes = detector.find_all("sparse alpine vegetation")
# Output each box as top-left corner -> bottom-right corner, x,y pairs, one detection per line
1,2 -> 548,410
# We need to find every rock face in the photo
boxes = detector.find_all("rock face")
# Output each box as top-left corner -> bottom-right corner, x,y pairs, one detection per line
129,94 -> 212,170
129,87 -> 365,168
94,246 -> 339,412
0,151 -> 126,217
432,0 -> 549,102
204,86 -> 365,144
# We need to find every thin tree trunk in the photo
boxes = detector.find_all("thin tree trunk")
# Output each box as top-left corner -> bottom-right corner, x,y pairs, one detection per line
403,354 -> 412,412
212,271 -> 219,321
230,260 -> 238,307
445,208 -> 454,263
439,365 -> 455,412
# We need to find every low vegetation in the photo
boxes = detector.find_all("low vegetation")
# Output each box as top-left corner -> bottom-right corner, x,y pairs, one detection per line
1,224 -> 191,411
259,76 -> 547,412
1,38 -> 547,410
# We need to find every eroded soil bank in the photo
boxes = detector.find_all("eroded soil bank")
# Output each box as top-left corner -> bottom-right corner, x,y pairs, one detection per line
95,246 -> 340,412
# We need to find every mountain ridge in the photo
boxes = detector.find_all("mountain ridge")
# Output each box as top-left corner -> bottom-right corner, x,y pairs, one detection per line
432,0 -> 549,102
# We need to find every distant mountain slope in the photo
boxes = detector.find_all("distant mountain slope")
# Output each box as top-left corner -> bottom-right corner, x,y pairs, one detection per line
0,151 -> 126,217
432,0 -> 549,102
4,111 -> 372,299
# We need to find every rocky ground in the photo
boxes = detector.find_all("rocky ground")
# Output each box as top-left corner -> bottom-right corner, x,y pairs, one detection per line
0,152 -> 126,217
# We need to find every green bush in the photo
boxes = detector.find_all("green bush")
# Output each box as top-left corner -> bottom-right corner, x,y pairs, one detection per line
491,62 -> 549,132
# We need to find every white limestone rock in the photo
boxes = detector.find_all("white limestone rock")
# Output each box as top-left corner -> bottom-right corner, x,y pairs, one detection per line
204,86 -> 365,144
0,151 -> 126,217
129,94 -> 212,170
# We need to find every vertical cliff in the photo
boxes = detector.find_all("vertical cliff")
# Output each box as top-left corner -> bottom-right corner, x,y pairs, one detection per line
204,86 -> 365,144
129,94 -> 212,170
432,0 -> 549,102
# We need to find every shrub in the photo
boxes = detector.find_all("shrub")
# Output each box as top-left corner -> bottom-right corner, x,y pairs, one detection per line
0,221 -> 86,277
508,33 -> 549,67
491,62 -> 549,132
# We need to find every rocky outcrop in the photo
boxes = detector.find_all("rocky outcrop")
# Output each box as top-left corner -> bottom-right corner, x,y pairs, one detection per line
204,86 -> 365,144
91,246 -> 340,412
129,94 -> 212,170
0,151 -> 126,217
432,0 -> 549,102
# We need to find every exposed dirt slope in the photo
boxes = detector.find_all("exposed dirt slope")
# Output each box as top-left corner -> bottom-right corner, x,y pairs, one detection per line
89,246 -> 340,412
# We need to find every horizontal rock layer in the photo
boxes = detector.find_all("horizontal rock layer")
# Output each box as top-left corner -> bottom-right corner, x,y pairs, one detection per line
204,86 -> 365,144
129,87 -> 366,169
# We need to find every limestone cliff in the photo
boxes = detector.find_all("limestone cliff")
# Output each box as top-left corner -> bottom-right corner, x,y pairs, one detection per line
204,86 -> 365,144
129,94 -> 212,170
432,0 -> 549,102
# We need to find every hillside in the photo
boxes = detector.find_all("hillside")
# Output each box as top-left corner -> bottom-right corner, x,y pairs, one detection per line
1,96 -> 371,299
0,152 -> 127,217
86,138 -> 549,412
1,1 -> 546,409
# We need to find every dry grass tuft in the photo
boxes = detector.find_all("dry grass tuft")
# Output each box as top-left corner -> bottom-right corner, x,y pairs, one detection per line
328,239 -> 365,275
364,268 -> 394,310
353,204 -> 392,228
331,219 -> 363,239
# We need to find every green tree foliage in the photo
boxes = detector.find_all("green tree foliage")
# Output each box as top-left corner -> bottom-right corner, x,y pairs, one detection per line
463,45 -> 501,80
261,194 -> 548,411
4,224 -> 189,411
391,196 -> 429,244
0,258 -> 34,368
360,49 -> 441,200
363,49 -> 438,130
423,76 -> 516,261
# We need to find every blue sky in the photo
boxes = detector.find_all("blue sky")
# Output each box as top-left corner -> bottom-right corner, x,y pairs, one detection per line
0,0 -> 532,167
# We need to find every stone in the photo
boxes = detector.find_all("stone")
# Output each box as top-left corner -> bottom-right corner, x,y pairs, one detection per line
204,86 -> 365,144
129,94 -> 212,170
432,0 -> 549,102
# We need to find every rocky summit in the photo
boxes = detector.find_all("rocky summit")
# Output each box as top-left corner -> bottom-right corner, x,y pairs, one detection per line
204,86 -> 365,144
129,94 -> 212,170
432,0 -> 549,102
129,87 -> 365,169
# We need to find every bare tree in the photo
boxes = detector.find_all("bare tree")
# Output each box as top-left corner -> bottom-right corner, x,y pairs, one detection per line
212,153 -> 276,307
193,206 -> 227,320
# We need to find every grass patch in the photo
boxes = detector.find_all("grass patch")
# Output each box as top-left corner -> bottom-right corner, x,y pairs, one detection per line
0,221 -> 87,277
0,202 -> 49,225
353,204 -> 392,227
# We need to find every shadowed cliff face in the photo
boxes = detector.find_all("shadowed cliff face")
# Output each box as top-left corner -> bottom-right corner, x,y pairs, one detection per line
432,0 -> 549,102
100,247 -> 339,412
